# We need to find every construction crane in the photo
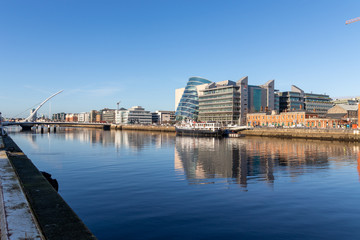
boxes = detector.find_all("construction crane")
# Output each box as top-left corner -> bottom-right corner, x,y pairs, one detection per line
346,17 -> 360,25
117,101 -> 121,110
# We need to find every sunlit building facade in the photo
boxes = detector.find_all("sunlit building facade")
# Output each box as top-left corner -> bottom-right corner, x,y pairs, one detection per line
278,85 -> 332,117
198,77 -> 248,125
115,106 -> 152,125
175,76 -> 278,125
248,80 -> 275,113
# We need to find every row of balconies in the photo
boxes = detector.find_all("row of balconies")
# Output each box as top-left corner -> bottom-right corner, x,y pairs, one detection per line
199,110 -> 240,114
199,101 -> 236,106
200,94 -> 240,101
199,106 -> 240,112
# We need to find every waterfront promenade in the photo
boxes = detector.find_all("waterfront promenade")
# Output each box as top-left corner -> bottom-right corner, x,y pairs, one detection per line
0,134 -> 97,240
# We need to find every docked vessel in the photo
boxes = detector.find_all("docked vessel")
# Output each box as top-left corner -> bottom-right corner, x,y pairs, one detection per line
175,122 -> 227,137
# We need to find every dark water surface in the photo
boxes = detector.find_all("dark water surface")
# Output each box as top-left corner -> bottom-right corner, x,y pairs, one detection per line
8,127 -> 360,240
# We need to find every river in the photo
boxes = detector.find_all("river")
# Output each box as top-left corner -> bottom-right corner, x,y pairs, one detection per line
7,127 -> 360,240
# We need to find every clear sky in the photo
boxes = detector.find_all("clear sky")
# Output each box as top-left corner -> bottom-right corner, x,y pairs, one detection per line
1,0 -> 360,118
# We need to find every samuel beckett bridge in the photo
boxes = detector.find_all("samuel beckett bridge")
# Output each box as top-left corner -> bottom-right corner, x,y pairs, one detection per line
1,90 -> 111,132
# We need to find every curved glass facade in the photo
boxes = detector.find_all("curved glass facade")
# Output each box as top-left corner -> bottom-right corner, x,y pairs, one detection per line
175,77 -> 212,121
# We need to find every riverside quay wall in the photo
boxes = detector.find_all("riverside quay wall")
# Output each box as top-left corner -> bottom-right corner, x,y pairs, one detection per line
0,134 -> 97,240
112,124 -> 176,132
242,128 -> 360,142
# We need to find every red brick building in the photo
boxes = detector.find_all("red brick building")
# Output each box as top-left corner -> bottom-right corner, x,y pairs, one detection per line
247,111 -> 342,128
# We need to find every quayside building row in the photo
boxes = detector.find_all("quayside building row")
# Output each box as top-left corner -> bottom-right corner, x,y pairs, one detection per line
53,107 -> 175,125
174,76 -> 354,127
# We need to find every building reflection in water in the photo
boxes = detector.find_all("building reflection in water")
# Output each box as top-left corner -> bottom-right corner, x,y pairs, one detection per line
175,137 -> 360,188
60,128 -> 175,151
8,126 -> 360,186
358,153 -> 360,182
9,127 -> 176,151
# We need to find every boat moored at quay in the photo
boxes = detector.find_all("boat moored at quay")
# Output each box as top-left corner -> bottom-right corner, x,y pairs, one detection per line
175,122 -> 228,137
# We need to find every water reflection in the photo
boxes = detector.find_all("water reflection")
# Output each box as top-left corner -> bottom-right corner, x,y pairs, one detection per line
8,127 -> 176,151
7,127 -> 360,239
8,126 -> 360,187
175,137 -> 360,187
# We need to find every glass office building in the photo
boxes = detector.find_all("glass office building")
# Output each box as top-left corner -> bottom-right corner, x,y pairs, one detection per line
175,77 -> 212,121
197,77 -> 249,125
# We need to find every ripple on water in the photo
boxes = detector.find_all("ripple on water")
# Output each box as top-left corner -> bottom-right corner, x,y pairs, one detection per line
7,128 -> 360,240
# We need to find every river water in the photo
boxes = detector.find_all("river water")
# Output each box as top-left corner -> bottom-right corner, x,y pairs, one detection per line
7,127 -> 360,240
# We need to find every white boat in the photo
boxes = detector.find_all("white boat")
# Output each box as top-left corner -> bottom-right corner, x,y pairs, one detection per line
175,122 -> 227,137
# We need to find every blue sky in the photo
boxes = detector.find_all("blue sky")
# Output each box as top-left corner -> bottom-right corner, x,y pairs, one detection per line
1,0 -> 360,118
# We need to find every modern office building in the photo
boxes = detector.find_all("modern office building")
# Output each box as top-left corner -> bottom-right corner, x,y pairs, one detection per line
152,110 -> 175,124
114,108 -> 127,124
332,98 -> 359,105
175,77 -> 212,121
274,91 -> 280,113
78,112 -> 90,123
304,92 -> 332,116
101,108 -> 116,123
198,77 -> 248,125
248,80 -> 275,113
278,85 -> 332,117
89,110 -> 98,123
175,76 -> 278,125
278,85 -> 305,112
52,112 -> 66,122
115,106 -> 152,125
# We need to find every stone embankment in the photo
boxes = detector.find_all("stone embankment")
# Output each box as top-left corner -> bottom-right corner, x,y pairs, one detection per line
112,124 -> 176,132
0,134 -> 97,240
58,123 -> 106,129
242,128 -> 360,142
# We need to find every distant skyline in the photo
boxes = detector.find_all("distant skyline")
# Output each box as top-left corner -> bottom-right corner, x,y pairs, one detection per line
1,0 -> 360,118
